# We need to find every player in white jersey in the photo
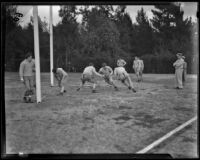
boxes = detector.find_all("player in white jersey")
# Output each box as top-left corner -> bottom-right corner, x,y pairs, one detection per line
114,66 -> 136,92
99,63 -> 118,91
133,56 -> 144,82
52,68 -> 68,95
77,63 -> 103,93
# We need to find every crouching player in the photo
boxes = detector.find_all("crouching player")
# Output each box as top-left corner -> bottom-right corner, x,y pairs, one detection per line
52,68 -> 68,95
114,60 -> 136,92
99,63 -> 118,91
77,63 -> 103,93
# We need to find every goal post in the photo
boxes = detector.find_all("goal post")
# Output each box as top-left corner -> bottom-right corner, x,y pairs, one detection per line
33,6 -> 42,103
49,5 -> 54,86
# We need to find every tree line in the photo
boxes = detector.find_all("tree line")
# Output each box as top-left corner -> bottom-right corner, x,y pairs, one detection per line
3,4 -> 198,73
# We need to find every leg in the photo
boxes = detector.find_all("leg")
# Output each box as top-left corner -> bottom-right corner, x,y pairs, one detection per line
106,76 -> 118,91
126,76 -> 136,92
23,76 -> 31,97
29,76 -> 35,94
88,78 -> 97,93
136,70 -> 140,82
139,71 -> 143,82
92,83 -> 97,93
77,74 -> 86,91
177,69 -> 183,89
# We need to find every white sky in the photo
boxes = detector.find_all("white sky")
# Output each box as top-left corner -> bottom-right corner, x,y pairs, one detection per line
17,3 -> 198,28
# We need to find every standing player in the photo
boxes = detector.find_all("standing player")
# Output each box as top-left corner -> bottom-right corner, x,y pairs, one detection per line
114,61 -> 136,92
77,63 -> 103,93
19,53 -> 35,102
99,63 -> 119,91
173,53 -> 185,89
52,68 -> 68,95
133,56 -> 144,82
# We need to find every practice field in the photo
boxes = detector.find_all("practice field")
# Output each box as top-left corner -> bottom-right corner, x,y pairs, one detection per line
4,72 -> 198,157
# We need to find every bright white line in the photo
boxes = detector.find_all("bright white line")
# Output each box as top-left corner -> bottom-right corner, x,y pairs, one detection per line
136,116 -> 197,153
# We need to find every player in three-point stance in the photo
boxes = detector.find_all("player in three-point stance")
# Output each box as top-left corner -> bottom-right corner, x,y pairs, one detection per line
98,62 -> 119,91
52,67 -> 68,95
77,63 -> 103,93
114,59 -> 136,92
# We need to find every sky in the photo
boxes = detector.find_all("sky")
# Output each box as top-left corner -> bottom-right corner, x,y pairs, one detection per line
17,2 -> 198,28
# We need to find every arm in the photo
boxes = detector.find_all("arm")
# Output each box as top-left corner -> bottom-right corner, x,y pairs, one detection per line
174,60 -> 184,68
141,61 -> 144,70
108,66 -> 113,75
93,68 -> 103,77
32,60 -> 35,72
132,61 -> 135,69
19,62 -> 25,81
98,68 -> 103,74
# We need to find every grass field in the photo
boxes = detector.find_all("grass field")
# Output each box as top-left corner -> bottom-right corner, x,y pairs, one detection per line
4,72 -> 198,157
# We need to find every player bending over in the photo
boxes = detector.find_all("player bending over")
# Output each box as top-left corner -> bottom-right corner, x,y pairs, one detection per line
52,68 -> 68,95
114,64 -> 136,93
77,63 -> 103,93
99,63 -> 119,91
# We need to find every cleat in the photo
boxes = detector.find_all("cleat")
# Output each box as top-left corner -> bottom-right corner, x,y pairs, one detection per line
92,90 -> 97,93
114,87 -> 119,91
63,90 -> 66,93
77,88 -> 80,91
57,92 -> 63,96
132,88 -> 136,93
128,86 -> 131,90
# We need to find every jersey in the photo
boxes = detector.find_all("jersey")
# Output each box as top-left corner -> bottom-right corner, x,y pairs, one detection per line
114,67 -> 129,80
83,66 -> 100,76
57,68 -> 68,79
19,59 -> 35,78
99,66 -> 113,76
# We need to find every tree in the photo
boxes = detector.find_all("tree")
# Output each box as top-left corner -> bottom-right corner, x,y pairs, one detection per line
54,5 -> 80,71
151,3 -> 193,54
134,7 -> 154,56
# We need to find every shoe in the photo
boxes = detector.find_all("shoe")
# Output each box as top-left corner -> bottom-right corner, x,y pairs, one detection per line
132,88 -> 136,93
114,87 -> 119,91
128,86 -> 131,90
92,90 -> 97,93
57,92 -> 63,96
77,88 -> 80,91
63,90 -> 66,93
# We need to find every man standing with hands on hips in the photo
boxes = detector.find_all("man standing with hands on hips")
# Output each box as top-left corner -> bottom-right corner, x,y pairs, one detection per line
173,52 -> 185,89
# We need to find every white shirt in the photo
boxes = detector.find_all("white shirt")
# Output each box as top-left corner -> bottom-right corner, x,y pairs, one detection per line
83,66 -> 101,76
57,68 -> 68,77
114,67 -> 128,79
173,58 -> 184,69
133,59 -> 144,70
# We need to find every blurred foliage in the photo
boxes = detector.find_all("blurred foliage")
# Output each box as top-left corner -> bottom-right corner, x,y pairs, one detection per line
3,4 -> 198,73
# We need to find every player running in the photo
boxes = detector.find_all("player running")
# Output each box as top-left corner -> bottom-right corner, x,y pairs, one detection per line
98,63 -> 119,91
52,68 -> 68,95
114,60 -> 136,92
77,63 -> 103,93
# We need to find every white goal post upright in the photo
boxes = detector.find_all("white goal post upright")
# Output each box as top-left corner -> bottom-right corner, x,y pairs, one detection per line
49,5 -> 54,86
33,6 -> 42,103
